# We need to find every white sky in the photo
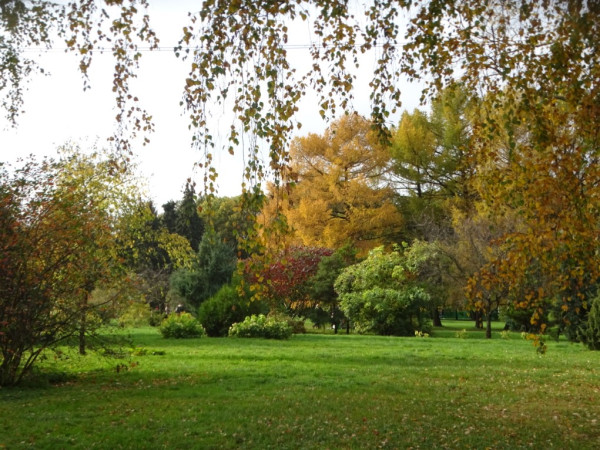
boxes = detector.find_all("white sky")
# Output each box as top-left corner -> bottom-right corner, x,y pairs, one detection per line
0,2 -> 423,208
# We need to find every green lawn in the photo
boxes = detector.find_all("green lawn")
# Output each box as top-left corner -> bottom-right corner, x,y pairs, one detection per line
1,322 -> 599,449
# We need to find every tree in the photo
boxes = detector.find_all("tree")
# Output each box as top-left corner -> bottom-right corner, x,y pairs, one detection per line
52,145 -> 147,354
392,86 -> 476,202
272,114 -> 404,254
391,109 -> 437,200
0,0 -> 157,152
6,1 -> 599,343
246,245 -> 334,315
168,229 -> 237,310
118,200 -> 196,274
198,195 -> 256,259
161,201 -> 178,235
115,200 -> 195,313
402,0 -> 600,341
577,294 -> 600,351
308,245 -> 357,332
389,85 -> 481,249
451,206 -> 522,338
401,239 -> 451,328
184,0 -> 600,342
0,149 -> 138,385
175,181 -> 204,252
158,183 -> 205,253
335,246 -> 432,336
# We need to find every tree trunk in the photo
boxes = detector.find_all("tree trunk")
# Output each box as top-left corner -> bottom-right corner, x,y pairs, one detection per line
486,314 -> 492,339
331,306 -> 338,334
471,311 -> 483,329
79,292 -> 89,355
432,308 -> 442,327
0,353 -> 20,386
79,310 -> 86,355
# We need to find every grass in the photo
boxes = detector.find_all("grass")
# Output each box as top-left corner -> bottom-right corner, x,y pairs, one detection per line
1,320 -> 599,449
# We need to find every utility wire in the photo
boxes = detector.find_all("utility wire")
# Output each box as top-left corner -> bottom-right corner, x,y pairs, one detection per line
20,41 -> 402,53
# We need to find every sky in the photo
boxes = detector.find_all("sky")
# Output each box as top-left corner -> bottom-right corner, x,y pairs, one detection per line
0,2 -> 423,208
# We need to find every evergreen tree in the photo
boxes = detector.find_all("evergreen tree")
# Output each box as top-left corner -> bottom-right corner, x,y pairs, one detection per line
175,181 -> 204,252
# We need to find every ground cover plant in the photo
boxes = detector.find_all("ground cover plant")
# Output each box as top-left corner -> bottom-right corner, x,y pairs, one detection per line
1,321 -> 599,449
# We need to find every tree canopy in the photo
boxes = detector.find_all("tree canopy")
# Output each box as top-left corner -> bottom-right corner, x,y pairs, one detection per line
272,114 -> 403,253
0,148 -> 143,384
2,0 -> 599,344
335,245 -> 432,336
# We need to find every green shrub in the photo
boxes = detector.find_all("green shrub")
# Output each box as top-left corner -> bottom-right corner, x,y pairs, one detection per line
228,314 -> 292,339
198,284 -> 267,337
148,310 -> 165,327
455,329 -> 468,339
577,294 -> 600,350
499,305 -> 539,332
118,301 -> 151,328
339,286 -> 431,336
159,313 -> 205,339
269,312 -> 307,334
287,317 -> 307,334
335,246 -> 432,336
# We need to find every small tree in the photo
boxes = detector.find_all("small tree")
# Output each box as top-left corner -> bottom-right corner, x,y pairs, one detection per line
577,294 -> 600,351
169,229 -> 237,310
198,284 -> 266,337
0,152 -> 135,385
175,181 -> 204,252
246,246 -> 333,315
335,246 -> 432,336
308,245 -> 357,333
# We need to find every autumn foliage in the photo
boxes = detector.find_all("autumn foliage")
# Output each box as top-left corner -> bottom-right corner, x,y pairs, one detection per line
0,151 -> 138,385
263,114 -> 404,255
245,246 -> 333,314
2,0 -> 600,355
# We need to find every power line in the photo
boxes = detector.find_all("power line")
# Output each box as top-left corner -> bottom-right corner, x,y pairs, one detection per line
20,41 -> 401,54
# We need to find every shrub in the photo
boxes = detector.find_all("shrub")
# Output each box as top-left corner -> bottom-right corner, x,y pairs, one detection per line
148,310 -> 165,327
269,311 -> 307,334
228,314 -> 292,339
455,329 -> 468,339
335,246 -> 432,336
197,284 -> 267,337
339,286 -> 431,336
159,313 -> 205,339
577,294 -> 600,350
287,317 -> 307,334
499,305 -> 539,333
118,301 -> 151,328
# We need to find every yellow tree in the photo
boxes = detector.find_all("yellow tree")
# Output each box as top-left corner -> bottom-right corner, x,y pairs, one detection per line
390,85 -> 480,241
273,114 -> 403,254
391,85 -> 478,206
473,96 -> 600,341
395,0 -> 599,343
